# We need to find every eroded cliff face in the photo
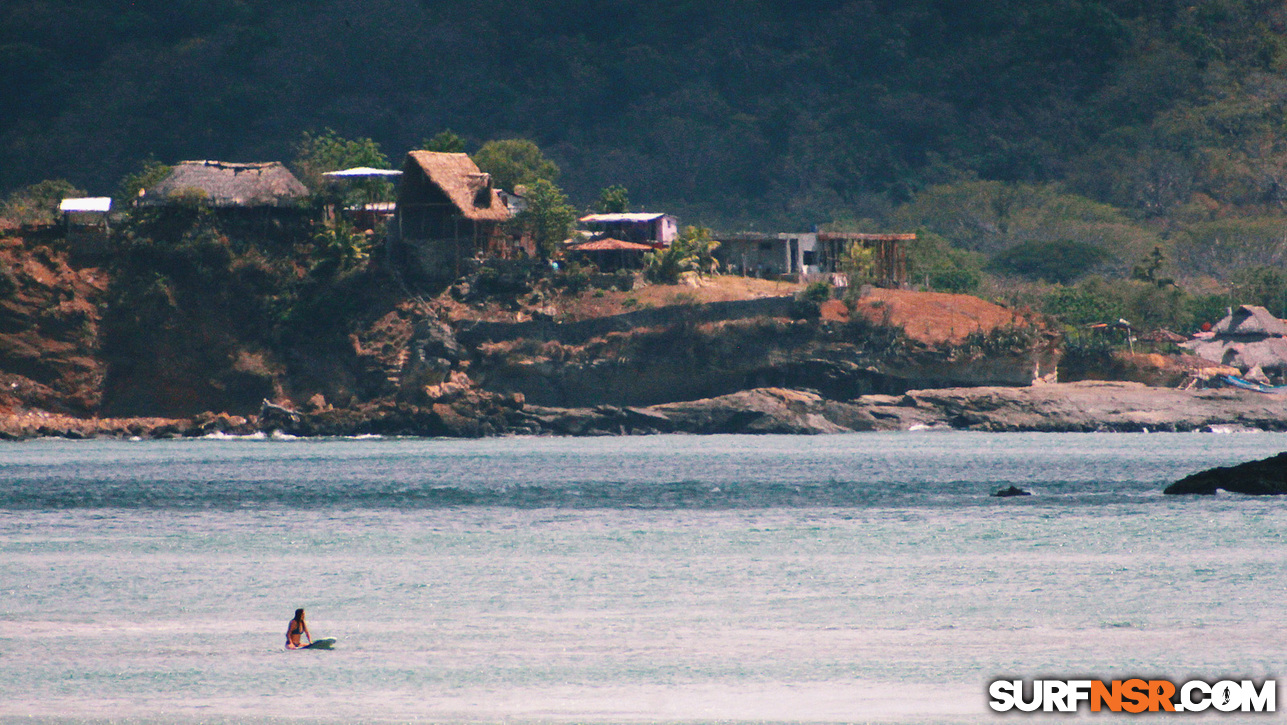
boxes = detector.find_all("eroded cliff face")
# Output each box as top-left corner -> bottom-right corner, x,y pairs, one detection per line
92,207 -> 466,418
0,233 -> 107,414
0,213 -> 1059,432
468,312 -> 1058,408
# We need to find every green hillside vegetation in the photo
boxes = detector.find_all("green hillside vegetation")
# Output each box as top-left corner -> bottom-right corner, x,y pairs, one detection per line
4,0 -> 1287,339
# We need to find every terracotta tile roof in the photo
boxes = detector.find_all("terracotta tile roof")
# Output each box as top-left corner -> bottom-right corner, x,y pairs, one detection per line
566,237 -> 655,251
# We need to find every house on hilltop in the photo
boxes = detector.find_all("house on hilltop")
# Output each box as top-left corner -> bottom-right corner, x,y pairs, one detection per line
716,232 -> 821,278
1183,305 -> 1287,382
392,151 -> 531,280
140,161 -> 309,207
579,213 -> 677,247
715,231 -> 912,286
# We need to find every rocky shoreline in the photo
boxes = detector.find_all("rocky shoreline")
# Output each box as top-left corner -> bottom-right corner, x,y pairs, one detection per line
4,380 -> 1287,440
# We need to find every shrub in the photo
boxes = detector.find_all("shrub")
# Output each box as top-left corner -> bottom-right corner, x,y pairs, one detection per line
1042,285 -> 1122,326
1,179 -> 85,225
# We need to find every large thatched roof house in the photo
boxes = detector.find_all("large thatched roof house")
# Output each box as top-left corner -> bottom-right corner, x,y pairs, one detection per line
1183,305 -> 1287,380
392,151 -> 531,280
140,161 -> 309,207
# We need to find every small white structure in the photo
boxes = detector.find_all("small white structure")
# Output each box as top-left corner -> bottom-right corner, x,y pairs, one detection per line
59,197 -> 112,228
497,189 -> 527,215
59,197 -> 113,253
59,197 -> 112,215
321,167 -> 403,178
579,212 -> 678,246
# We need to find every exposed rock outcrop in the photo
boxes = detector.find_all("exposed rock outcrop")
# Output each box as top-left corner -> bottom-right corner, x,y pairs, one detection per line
890,381 -> 1287,432
526,388 -> 873,436
0,234 -> 107,414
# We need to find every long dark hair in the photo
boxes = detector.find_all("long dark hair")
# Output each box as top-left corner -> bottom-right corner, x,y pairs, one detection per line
294,608 -> 305,620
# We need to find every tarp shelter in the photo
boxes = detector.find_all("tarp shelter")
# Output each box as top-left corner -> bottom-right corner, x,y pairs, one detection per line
59,197 -> 112,214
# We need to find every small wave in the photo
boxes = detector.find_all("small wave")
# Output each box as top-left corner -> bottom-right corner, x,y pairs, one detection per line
201,431 -> 261,441
1204,425 -> 1262,434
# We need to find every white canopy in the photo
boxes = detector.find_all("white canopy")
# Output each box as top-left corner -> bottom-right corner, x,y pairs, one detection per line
322,167 -> 403,178
580,212 -> 668,223
59,197 -> 112,213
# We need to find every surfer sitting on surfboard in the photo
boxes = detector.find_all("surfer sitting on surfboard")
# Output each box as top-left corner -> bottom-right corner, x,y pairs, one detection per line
285,608 -> 311,649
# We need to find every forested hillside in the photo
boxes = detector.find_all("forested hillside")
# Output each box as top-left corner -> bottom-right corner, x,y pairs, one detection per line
5,0 -> 1287,315
1,0 -> 1281,222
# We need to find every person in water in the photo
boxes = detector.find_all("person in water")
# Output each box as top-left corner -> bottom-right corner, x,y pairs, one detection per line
285,608 -> 312,649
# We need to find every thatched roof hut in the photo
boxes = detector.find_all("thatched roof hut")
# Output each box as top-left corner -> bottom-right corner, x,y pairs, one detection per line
141,161 -> 309,207
1184,305 -> 1287,376
393,152 -> 525,280
1211,304 -> 1287,337
400,152 -> 509,223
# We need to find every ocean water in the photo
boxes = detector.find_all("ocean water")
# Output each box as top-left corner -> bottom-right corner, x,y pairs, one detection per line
2,431 -> 1286,723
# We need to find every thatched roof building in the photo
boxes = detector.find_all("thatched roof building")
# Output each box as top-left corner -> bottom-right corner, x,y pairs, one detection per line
393,151 -> 527,280
141,161 -> 309,207
1183,305 -> 1287,378
1211,304 -> 1287,337
400,152 -> 510,224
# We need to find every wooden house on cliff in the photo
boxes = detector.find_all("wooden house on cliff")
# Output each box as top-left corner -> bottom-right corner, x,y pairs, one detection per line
392,151 -> 532,281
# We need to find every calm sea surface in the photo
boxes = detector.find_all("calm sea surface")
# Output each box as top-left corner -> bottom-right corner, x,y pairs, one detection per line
2,432 -> 1287,723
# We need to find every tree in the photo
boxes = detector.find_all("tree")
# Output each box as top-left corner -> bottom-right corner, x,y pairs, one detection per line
421,130 -> 466,153
839,242 -> 875,286
990,240 -> 1109,284
0,179 -> 85,225
473,139 -> 559,192
292,129 -> 393,203
516,178 -> 576,260
1130,246 -> 1175,288
117,157 -> 172,205
590,185 -> 629,214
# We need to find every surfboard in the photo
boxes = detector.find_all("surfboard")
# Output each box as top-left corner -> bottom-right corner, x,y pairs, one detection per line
302,638 -> 336,650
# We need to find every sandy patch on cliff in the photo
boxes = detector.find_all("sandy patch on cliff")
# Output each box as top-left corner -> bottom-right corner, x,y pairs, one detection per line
846,288 -> 1032,345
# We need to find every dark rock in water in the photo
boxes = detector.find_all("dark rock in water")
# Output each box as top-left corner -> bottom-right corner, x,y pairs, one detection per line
259,399 -> 301,431
1164,451 -> 1287,495
993,485 -> 1031,497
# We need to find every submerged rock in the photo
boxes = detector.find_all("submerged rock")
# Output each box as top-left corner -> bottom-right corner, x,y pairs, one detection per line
1164,451 -> 1287,495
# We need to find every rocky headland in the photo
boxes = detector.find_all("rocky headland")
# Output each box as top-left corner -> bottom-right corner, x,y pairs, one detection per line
0,224 -> 1269,441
